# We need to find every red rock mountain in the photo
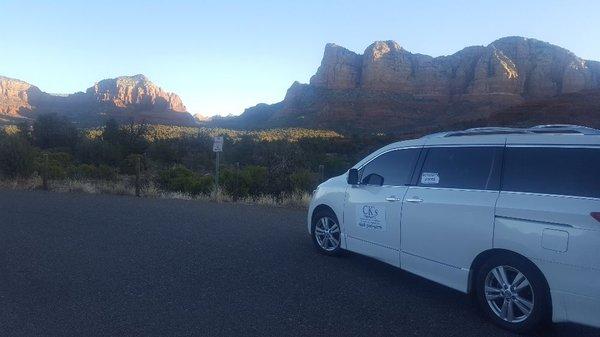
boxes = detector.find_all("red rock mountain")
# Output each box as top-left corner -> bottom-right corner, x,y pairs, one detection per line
0,76 -> 47,116
211,37 -> 600,133
0,74 -> 195,126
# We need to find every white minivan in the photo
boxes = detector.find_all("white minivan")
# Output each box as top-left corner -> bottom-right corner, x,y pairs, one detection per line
307,125 -> 600,332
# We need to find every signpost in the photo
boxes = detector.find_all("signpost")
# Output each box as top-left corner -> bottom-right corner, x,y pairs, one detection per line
213,136 -> 224,188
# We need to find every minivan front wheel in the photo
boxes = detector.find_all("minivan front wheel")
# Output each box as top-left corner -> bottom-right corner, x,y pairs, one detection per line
476,254 -> 550,333
311,210 -> 342,255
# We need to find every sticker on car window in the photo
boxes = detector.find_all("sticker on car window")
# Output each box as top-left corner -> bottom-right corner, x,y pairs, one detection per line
357,205 -> 386,230
421,172 -> 439,184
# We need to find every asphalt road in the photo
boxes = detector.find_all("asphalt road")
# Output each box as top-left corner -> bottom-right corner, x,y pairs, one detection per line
0,190 -> 598,337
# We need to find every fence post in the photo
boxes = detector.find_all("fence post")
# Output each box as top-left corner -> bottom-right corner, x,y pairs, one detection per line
235,162 -> 240,199
215,151 -> 220,189
135,155 -> 141,197
318,164 -> 325,182
42,153 -> 49,191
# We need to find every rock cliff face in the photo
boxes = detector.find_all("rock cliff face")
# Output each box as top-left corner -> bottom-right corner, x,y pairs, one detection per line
87,74 -> 186,112
0,76 -> 48,116
310,37 -> 600,99
215,36 -> 600,133
309,44 -> 363,89
0,74 -> 194,126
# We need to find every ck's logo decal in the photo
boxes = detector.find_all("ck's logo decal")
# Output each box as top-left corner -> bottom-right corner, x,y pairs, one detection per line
362,205 -> 379,219
357,204 -> 386,230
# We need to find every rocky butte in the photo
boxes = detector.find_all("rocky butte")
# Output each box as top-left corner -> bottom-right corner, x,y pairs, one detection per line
0,74 -> 195,126
210,36 -> 600,133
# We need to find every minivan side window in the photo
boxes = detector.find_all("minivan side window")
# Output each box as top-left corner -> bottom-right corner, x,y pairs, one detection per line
502,147 -> 600,198
359,148 -> 420,186
417,146 -> 502,190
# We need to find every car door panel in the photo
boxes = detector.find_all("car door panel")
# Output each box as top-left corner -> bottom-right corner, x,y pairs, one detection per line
343,147 -> 421,267
399,146 -> 503,293
401,187 -> 499,268
345,185 -> 408,267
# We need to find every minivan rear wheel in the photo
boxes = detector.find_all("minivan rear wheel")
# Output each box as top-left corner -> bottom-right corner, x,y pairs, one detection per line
311,210 -> 342,256
475,254 -> 550,333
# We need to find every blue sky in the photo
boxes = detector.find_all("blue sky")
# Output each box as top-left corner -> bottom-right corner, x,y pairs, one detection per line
1,0 -> 599,116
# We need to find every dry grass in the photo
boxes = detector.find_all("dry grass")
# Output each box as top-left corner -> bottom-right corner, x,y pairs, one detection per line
0,176 -> 42,190
238,190 -> 311,208
0,177 -> 310,209
52,179 -> 136,196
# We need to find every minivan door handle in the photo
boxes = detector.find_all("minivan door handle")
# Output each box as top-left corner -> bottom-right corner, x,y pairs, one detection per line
405,197 -> 423,203
385,196 -> 403,202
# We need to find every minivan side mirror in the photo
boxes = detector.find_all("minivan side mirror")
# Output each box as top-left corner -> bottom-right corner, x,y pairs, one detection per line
347,168 -> 359,185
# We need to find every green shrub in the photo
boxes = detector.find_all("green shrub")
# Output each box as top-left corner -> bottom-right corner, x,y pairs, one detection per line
148,140 -> 181,165
75,138 -> 123,166
290,169 -> 318,192
241,166 -> 267,196
158,166 -> 213,195
98,165 -> 118,181
219,165 -> 269,198
32,114 -> 79,149
193,175 -> 214,195
0,134 -> 37,178
73,164 -> 116,180
34,152 -> 75,180
120,154 -> 145,175
77,164 -> 98,179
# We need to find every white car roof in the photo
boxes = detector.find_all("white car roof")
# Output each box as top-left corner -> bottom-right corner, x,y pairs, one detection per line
352,125 -> 600,169
430,125 -> 600,146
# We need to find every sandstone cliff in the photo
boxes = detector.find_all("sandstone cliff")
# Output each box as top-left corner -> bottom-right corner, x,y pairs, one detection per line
309,37 -> 600,99
87,74 -> 187,113
0,74 -> 194,126
212,37 -> 600,133
0,76 -> 48,116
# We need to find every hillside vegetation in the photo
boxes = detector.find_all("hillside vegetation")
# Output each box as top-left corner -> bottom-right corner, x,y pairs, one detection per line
0,115 -> 391,203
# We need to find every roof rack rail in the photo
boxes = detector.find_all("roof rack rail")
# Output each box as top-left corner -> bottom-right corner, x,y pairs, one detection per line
527,124 -> 600,135
440,124 -> 600,137
444,127 -> 532,137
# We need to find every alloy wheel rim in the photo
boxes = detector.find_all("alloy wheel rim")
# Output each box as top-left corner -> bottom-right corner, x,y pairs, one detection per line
314,217 -> 340,251
484,265 -> 535,323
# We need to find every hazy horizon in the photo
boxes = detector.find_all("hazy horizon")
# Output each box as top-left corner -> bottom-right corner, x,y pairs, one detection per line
1,0 -> 599,117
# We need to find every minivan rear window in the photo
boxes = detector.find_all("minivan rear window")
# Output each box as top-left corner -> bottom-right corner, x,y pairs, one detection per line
502,147 -> 600,198
417,147 -> 502,190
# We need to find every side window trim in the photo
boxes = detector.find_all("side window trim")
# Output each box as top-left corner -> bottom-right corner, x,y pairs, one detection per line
405,147 -> 424,187
409,147 -> 428,186
498,145 -> 507,191
356,146 -> 422,171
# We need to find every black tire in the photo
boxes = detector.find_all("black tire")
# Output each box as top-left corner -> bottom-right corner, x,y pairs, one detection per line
311,209 -> 342,256
475,253 -> 551,333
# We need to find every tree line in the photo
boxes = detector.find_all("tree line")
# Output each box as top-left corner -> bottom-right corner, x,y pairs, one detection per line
0,114 -> 395,198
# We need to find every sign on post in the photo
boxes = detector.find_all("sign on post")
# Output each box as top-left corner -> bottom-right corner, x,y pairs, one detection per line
213,136 -> 224,152
213,136 -> 224,188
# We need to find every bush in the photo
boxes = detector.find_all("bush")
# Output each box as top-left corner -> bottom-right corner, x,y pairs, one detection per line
219,165 -> 268,198
32,114 -> 79,149
241,166 -> 267,196
98,164 -> 118,181
120,154 -> 146,175
158,166 -> 213,195
76,164 -> 98,179
290,169 -> 318,192
34,152 -> 75,180
73,164 -> 117,181
0,134 -> 37,178
147,140 -> 181,165
75,138 -> 123,166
